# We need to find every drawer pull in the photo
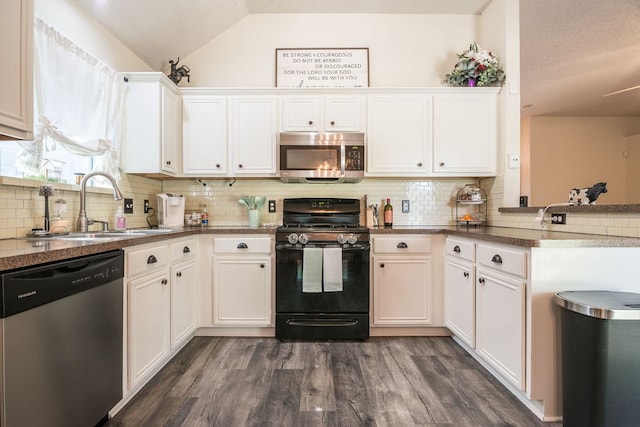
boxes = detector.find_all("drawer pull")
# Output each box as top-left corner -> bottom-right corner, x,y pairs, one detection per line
380,263 -> 385,268
491,254 -> 503,264
237,242 -> 248,249
397,242 -> 408,249
260,264 -> 265,268
463,271 -> 469,278
453,245 -> 461,253
479,277 -> 485,284
147,255 -> 158,264
183,246 -> 191,254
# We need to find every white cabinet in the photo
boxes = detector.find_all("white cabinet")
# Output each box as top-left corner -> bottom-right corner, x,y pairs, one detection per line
122,73 -> 180,176
444,237 -> 527,391
433,92 -> 497,176
366,95 -> 432,175
169,238 -> 198,349
0,0 -> 33,140
231,97 -> 278,175
126,243 -> 171,388
125,237 -> 197,391
281,95 -> 363,132
372,235 -> 436,326
182,94 -> 227,176
444,237 -> 476,347
213,236 -> 273,326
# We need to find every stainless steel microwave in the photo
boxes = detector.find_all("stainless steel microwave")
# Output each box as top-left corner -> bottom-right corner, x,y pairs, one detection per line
278,132 -> 365,183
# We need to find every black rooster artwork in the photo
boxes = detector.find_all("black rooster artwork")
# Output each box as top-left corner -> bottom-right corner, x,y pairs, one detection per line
167,58 -> 191,85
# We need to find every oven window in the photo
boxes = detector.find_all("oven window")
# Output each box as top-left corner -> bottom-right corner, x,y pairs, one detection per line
281,147 -> 340,170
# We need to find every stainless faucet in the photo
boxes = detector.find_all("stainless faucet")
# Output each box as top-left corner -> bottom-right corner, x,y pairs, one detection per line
76,172 -> 124,232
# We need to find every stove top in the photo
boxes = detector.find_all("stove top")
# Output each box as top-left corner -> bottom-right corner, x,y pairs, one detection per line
277,197 -> 369,245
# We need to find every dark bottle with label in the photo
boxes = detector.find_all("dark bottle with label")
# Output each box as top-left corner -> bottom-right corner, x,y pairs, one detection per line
384,198 -> 393,227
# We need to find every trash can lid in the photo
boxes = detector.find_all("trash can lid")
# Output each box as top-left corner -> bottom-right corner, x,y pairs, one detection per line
555,291 -> 640,320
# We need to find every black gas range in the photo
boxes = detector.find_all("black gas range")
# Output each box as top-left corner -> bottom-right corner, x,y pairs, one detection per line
275,198 -> 370,341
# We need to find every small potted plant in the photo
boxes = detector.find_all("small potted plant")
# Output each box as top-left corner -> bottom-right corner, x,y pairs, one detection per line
444,42 -> 506,87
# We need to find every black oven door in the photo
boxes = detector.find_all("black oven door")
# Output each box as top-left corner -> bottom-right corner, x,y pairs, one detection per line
275,243 -> 370,340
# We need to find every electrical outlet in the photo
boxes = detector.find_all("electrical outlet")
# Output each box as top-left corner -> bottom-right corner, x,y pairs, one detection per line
124,198 -> 134,214
508,153 -> 520,169
551,213 -> 566,224
268,200 -> 276,213
402,200 -> 410,213
144,199 -> 150,213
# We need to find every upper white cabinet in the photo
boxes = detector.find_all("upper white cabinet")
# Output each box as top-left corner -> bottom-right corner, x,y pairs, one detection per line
0,0 -> 33,140
366,95 -> 433,175
231,96 -> 278,176
182,94 -> 228,176
433,92 -> 497,176
281,95 -> 363,132
122,73 -> 180,176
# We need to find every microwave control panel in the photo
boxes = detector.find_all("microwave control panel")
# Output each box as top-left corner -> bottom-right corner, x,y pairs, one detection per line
345,146 -> 364,171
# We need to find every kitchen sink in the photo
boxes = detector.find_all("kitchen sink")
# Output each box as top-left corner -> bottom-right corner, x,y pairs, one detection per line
22,228 -> 177,242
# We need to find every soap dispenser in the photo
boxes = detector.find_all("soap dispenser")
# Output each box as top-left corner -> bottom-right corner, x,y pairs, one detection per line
114,206 -> 126,230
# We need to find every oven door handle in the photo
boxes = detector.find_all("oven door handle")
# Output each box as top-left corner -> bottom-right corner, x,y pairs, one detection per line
340,142 -> 346,177
286,319 -> 359,327
275,244 -> 370,252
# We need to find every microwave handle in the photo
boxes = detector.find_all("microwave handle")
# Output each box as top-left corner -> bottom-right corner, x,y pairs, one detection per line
340,143 -> 346,177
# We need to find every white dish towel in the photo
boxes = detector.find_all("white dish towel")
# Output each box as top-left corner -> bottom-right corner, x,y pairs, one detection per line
302,247 -> 323,293
323,247 -> 343,292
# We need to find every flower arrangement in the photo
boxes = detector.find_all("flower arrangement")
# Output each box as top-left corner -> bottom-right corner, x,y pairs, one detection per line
238,196 -> 266,210
444,43 -> 506,87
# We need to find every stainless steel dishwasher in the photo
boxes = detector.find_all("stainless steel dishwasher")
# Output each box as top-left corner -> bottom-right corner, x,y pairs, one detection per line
0,250 -> 124,427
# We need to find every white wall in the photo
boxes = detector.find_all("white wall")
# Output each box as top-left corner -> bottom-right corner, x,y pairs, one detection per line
182,13 -> 481,87
35,0 -> 151,72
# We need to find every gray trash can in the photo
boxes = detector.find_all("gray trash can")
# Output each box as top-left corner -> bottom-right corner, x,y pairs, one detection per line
555,291 -> 640,427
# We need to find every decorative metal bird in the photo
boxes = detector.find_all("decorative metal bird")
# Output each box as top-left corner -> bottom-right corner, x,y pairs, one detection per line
167,58 -> 191,85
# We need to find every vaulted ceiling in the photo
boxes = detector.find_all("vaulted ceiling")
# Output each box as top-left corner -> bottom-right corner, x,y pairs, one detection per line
72,0 -> 640,117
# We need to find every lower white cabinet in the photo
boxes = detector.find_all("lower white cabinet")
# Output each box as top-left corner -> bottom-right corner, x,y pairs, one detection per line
476,266 -> 525,390
444,237 -> 526,391
212,236 -> 273,326
372,235 -> 435,326
125,237 -> 197,390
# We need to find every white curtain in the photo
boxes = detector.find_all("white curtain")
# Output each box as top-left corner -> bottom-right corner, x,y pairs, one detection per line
20,18 -> 125,181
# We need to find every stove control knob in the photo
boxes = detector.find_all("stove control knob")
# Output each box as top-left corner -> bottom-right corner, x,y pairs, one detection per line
298,233 -> 309,245
287,233 -> 299,244
336,233 -> 348,244
346,233 -> 358,244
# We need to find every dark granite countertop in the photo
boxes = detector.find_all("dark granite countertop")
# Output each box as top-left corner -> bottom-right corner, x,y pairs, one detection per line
0,225 -> 638,272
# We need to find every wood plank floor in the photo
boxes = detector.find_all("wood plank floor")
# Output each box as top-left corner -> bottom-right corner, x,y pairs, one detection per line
107,337 -> 561,426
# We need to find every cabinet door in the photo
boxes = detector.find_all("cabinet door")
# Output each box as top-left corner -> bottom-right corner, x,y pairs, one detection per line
161,86 -> 179,175
281,96 -> 321,131
372,255 -> 432,325
444,259 -> 475,347
128,269 -> 170,388
433,94 -> 497,175
231,97 -> 277,175
171,260 -> 197,349
213,256 -> 272,325
366,95 -> 432,175
476,268 -> 525,390
182,95 -> 228,175
324,96 -> 363,131
0,0 -> 33,140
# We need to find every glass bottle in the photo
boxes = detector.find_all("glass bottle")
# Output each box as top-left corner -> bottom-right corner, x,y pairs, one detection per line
384,198 -> 393,227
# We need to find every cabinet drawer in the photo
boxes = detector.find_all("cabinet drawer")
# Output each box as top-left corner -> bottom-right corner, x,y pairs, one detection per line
477,243 -> 527,278
127,244 -> 170,277
373,236 -> 431,254
171,238 -> 197,261
445,238 -> 475,262
214,237 -> 272,254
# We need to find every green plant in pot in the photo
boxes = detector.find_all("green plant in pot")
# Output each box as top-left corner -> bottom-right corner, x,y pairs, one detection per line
239,196 -> 266,228
444,42 -> 506,87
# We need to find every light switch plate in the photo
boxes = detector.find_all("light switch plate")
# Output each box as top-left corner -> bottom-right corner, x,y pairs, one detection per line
124,198 -> 134,214
508,153 -> 520,169
402,200 -> 410,213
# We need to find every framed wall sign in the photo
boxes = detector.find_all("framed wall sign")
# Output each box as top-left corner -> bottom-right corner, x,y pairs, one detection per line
276,48 -> 369,88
